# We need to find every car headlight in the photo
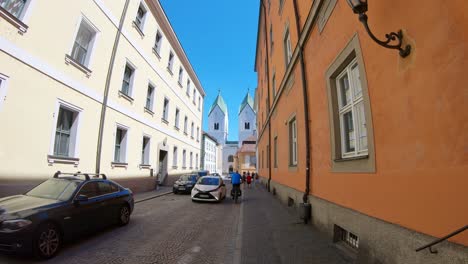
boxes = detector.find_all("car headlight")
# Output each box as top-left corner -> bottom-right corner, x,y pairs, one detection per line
193,187 -> 200,192
173,184 -> 179,187
0,219 -> 32,233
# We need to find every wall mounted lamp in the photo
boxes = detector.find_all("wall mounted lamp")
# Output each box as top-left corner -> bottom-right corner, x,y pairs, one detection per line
346,0 -> 411,58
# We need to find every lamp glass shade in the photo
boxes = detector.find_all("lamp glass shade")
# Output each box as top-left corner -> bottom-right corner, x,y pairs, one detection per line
346,0 -> 368,14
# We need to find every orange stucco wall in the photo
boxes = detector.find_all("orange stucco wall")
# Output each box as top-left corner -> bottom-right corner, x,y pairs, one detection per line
255,0 -> 468,245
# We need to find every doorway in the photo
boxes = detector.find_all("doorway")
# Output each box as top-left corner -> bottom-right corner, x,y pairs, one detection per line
158,150 -> 168,184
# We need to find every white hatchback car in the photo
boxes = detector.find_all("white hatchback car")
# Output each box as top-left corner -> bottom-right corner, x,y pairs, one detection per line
191,176 -> 226,202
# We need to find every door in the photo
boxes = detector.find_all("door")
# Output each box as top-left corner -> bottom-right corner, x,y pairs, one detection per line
67,182 -> 102,234
158,150 -> 168,183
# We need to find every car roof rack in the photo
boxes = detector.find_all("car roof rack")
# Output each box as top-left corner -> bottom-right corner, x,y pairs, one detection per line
53,171 -> 107,181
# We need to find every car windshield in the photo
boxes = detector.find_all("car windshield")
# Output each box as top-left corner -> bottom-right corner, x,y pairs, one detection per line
180,175 -> 196,181
198,177 -> 219,186
26,179 -> 81,201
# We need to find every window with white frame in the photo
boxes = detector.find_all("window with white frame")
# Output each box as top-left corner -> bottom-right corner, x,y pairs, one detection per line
167,51 -> 174,72
198,97 -> 201,111
53,106 -> 80,158
114,127 -> 128,163
192,89 -> 196,104
121,64 -> 134,97
0,0 -> 27,19
172,146 -> 178,167
182,149 -> 186,168
141,136 -> 150,165
196,127 -> 199,141
162,98 -> 169,121
134,3 -> 147,31
154,30 -> 163,55
70,18 -> 97,67
191,122 -> 194,138
336,58 -> 367,158
289,118 -> 297,166
186,79 -> 191,93
186,79 -> 190,95
175,108 -> 180,128
284,28 -> 292,66
145,84 -> 155,111
195,153 -> 198,169
178,67 -> 184,85
184,116 -> 188,134
190,152 -> 193,168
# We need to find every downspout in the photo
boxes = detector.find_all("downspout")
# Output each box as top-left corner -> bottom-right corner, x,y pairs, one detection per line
95,0 -> 130,174
260,0 -> 272,192
292,0 -> 312,204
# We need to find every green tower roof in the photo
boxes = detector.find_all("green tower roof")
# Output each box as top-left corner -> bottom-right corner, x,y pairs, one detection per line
209,92 -> 228,116
239,92 -> 255,114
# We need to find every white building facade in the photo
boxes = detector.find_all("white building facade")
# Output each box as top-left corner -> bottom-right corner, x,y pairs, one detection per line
201,132 -> 220,174
0,0 -> 204,195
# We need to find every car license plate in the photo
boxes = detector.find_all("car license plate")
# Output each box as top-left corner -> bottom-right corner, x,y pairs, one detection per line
199,194 -> 209,198
179,187 -> 186,190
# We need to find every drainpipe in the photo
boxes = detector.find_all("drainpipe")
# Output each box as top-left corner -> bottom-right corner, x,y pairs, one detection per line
95,0 -> 130,174
260,0 -> 272,192
292,0 -> 312,205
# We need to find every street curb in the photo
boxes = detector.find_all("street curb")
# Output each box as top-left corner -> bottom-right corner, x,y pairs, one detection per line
135,191 -> 173,203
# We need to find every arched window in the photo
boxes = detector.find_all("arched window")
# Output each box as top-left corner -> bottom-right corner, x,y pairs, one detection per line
228,155 -> 234,162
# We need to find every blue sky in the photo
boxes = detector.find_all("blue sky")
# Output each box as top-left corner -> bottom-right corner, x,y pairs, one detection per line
160,0 -> 259,141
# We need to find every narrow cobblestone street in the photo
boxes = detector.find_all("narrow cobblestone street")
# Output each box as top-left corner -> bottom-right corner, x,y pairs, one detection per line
0,183 -> 350,264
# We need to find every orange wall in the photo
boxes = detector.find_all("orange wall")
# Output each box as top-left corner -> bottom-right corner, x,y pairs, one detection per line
256,0 -> 468,245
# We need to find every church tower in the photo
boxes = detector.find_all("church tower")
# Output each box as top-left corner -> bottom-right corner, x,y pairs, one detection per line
238,91 -> 257,147
208,91 -> 228,145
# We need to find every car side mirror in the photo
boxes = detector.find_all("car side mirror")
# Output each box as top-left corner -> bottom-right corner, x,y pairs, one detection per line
74,194 -> 88,205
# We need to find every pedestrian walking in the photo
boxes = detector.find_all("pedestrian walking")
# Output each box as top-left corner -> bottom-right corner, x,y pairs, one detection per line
246,173 -> 252,188
242,172 -> 246,184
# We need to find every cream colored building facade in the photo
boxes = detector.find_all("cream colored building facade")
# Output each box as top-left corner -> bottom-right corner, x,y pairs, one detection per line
0,0 -> 204,194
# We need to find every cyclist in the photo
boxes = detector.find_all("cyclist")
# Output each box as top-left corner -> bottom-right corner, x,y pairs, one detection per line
231,170 -> 242,199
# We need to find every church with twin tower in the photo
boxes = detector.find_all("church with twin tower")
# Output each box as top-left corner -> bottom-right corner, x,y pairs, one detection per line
207,90 -> 256,174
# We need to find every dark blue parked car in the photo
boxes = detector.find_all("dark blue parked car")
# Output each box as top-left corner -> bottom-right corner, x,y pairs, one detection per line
0,171 -> 134,259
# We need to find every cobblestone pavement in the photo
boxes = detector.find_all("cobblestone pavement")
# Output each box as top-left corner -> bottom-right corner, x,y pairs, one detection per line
0,183 -> 350,264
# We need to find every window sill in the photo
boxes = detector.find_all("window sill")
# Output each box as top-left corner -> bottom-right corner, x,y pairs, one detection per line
0,6 -> 28,34
182,167 -> 187,170
111,162 -> 128,168
191,136 -> 194,140
132,21 -> 145,37
144,107 -> 154,116
178,82 -> 183,88
172,166 -> 178,169
192,101 -> 196,105
152,47 -> 161,59
47,155 -> 79,166
174,126 -> 180,131
118,91 -> 134,103
184,132 -> 188,136
167,67 -> 173,75
334,155 -> 369,162
139,164 -> 151,169
161,118 -> 169,125
65,55 -> 92,77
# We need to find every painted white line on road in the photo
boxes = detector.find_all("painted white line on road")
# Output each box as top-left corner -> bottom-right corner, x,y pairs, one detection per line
233,185 -> 244,264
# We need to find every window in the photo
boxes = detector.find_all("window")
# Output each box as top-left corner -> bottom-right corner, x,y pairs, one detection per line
145,84 -> 155,111
154,30 -> 163,55
214,123 -> 219,130
186,79 -> 191,93
172,146 -> 178,168
289,118 -> 297,166
162,98 -> 169,121
272,73 -> 276,99
114,127 -> 128,163
337,59 -> 367,157
141,136 -> 150,165
78,182 -> 100,198
70,19 -> 97,67
325,34 -> 374,172
167,51 -> 174,73
178,67 -> 184,85
284,28 -> 292,66
53,107 -> 79,158
134,3 -> 147,31
184,116 -> 188,134
190,152 -> 193,168
318,0 -> 338,32
279,0 -> 285,12
198,97 -> 201,111
334,225 -> 359,249
274,136 -> 278,168
182,149 -> 187,168
228,155 -> 234,162
191,122 -> 194,138
270,24 -> 274,52
175,108 -> 180,128
0,0 -> 26,18
267,145 -> 270,168
195,153 -> 199,169
244,122 -> 250,130
121,64 -> 134,97
196,127 -> 200,141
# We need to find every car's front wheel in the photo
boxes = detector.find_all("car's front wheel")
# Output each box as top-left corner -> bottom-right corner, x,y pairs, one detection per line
33,222 -> 61,259
117,204 -> 131,226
